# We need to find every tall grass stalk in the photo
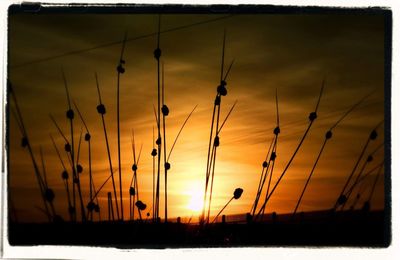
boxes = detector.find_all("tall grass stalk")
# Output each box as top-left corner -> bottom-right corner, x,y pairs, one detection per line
333,120 -> 383,211
153,15 -> 162,221
50,134 -> 73,221
39,147 -> 57,217
292,91 -> 372,218
73,101 -> 95,221
9,83 -> 52,222
95,72 -> 120,220
116,33 -> 128,221
62,71 -> 86,222
256,79 -> 325,219
340,143 -> 384,211
252,89 -> 280,217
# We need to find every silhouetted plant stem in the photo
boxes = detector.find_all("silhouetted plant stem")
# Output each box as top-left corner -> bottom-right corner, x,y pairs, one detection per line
95,72 -> 120,220
161,62 -> 168,222
203,30 -> 236,224
116,33 -> 127,221
260,144 -> 278,220
333,120 -> 383,211
129,129 -> 143,221
73,101 -> 94,221
292,138 -> 328,218
50,134 -> 73,221
107,192 -> 115,222
256,80 -> 325,219
341,143 -> 383,211
367,163 -> 384,203
9,82 -> 51,222
292,91 -> 372,218
39,147 -> 57,217
154,15 -> 162,222
251,137 -> 274,215
212,197 -> 233,223
62,71 -> 86,222
252,89 -> 280,217
152,126 -> 156,222
347,161 -> 384,191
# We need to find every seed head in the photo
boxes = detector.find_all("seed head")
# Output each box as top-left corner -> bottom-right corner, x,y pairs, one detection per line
309,112 -> 317,121
154,48 -> 161,60
161,104 -> 169,116
370,130 -> 378,140
165,162 -> 171,170
64,143 -> 71,152
96,104 -> 106,115
76,164 -> 83,174
61,170 -> 69,180
262,161 -> 268,168
66,109 -> 74,119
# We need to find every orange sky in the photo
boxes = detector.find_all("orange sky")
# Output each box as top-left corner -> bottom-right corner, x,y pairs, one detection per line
8,11 -> 386,222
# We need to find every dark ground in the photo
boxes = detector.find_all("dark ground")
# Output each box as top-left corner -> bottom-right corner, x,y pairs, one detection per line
8,210 -> 390,248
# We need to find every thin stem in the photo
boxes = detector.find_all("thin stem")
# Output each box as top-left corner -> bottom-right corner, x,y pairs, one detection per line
95,73 -> 120,220
292,138 -> 328,217
167,105 -> 197,161
116,33 -> 127,221
9,83 -> 51,221
212,197 -> 233,223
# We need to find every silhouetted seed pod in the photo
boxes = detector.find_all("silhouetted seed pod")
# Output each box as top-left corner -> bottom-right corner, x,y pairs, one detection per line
66,109 -> 74,119
270,152 -> 277,161
132,164 -> 138,171
69,206 -> 76,214
21,137 -> 28,147
61,170 -> 69,180
147,212 -> 150,217
367,155 -> 373,162
84,133 -> 91,141
77,164 -> 83,173
151,148 -> 157,157
64,143 -> 71,152
44,188 -> 55,202
337,194 -> 347,205
73,177 -> 79,184
370,130 -> 378,140
215,95 -> 221,106
161,104 -> 169,116
262,161 -> 268,168
214,136 -> 220,147
154,48 -> 161,60
217,85 -> 228,96
135,200 -> 147,211
96,104 -> 106,115
94,204 -> 100,213
165,162 -> 171,170
273,127 -> 280,135
129,187 -> 135,196
325,130 -> 333,139
309,112 -> 317,121
156,137 -> 161,145
233,188 -> 243,199
87,201 -> 95,211
117,64 -> 125,74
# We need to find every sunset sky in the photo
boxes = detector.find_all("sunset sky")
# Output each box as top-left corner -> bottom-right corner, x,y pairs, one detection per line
8,10 -> 386,222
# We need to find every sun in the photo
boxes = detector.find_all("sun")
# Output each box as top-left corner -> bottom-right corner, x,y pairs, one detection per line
187,187 -> 204,213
